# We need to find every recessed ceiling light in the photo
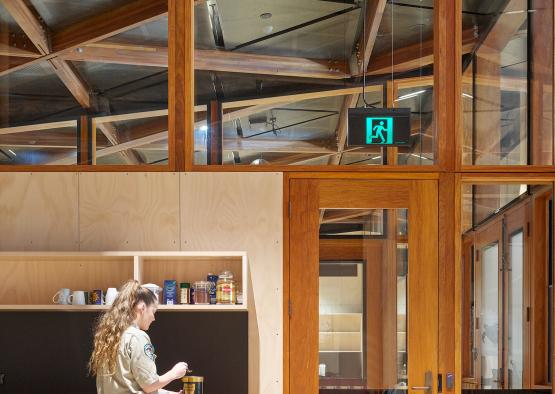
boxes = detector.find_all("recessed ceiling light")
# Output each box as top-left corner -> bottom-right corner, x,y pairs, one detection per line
260,12 -> 272,19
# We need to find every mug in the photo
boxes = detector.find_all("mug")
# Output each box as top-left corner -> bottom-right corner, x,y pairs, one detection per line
142,283 -> 162,301
69,290 -> 86,305
52,288 -> 71,305
105,288 -> 119,305
90,289 -> 104,305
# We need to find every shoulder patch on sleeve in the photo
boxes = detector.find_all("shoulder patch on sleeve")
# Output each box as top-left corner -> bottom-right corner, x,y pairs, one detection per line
144,343 -> 156,361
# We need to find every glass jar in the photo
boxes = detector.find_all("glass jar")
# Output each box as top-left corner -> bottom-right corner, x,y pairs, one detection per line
216,271 -> 236,304
179,282 -> 190,304
192,281 -> 211,305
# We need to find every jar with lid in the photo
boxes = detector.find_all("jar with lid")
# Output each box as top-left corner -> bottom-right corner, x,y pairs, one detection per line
179,283 -> 190,304
192,281 -> 211,305
216,271 -> 236,304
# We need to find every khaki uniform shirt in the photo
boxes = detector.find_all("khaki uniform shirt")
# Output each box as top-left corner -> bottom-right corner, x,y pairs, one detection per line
97,325 -> 160,394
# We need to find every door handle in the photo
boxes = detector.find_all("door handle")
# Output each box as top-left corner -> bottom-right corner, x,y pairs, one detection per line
411,371 -> 433,394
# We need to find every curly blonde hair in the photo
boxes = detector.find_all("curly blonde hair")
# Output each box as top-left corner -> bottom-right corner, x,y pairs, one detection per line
89,280 -> 157,376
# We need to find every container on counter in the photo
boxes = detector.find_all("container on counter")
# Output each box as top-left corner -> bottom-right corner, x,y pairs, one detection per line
207,273 -> 218,304
182,376 -> 203,394
179,282 -> 190,304
216,271 -> 236,304
163,280 -> 177,305
192,281 -> 211,305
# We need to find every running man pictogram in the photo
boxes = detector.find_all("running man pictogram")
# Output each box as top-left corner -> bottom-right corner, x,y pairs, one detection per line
366,117 -> 393,144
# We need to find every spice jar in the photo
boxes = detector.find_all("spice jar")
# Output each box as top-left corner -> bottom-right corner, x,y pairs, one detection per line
216,271 -> 236,304
179,283 -> 190,304
192,281 -> 211,305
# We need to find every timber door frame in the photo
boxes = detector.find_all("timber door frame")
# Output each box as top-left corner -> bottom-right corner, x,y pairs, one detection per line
284,174 -> 439,394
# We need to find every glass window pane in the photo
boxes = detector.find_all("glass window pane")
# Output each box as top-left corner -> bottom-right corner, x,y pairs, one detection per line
396,85 -> 434,165
319,208 -> 408,390
508,231 -> 524,389
480,242 -> 499,389
194,0 -> 435,166
0,2 -> 168,166
462,0 -> 554,165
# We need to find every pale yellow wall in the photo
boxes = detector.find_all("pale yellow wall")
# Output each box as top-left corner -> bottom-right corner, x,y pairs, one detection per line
0,171 -> 283,394
78,172 -> 181,251
181,172 -> 283,394
0,172 -> 79,250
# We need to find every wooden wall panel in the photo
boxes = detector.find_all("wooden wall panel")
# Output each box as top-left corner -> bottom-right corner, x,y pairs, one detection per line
0,173 -> 79,250
180,172 -> 283,394
79,172 -> 180,251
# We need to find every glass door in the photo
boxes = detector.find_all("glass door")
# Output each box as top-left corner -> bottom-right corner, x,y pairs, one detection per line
473,202 -> 531,389
288,179 -> 438,394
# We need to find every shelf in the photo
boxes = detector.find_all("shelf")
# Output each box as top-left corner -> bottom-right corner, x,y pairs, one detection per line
0,251 -> 249,311
319,350 -> 362,353
0,304 -> 247,312
320,331 -> 362,352
319,331 -> 360,334
157,304 -> 247,312
320,313 -> 362,333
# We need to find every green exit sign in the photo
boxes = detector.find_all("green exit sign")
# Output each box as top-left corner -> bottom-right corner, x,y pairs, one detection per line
348,108 -> 411,147
366,117 -> 393,144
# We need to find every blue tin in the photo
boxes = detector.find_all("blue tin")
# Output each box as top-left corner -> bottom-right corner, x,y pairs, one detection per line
207,274 -> 218,304
163,280 -> 177,305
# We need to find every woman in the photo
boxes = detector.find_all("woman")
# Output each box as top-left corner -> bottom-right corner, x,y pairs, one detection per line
90,280 -> 188,393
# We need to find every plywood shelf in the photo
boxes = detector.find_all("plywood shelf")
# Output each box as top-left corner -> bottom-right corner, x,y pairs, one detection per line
0,304 -> 248,312
0,251 -> 248,311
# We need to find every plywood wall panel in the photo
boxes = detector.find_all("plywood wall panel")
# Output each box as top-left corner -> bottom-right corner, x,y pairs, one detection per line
181,172 -> 283,394
79,173 -> 180,251
0,173 -> 79,251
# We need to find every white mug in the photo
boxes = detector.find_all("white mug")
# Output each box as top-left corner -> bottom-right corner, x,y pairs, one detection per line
52,288 -> 71,305
142,283 -> 162,300
69,290 -> 86,305
105,288 -> 119,305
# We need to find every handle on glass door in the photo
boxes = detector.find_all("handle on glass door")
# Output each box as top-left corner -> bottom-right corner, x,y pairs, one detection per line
411,371 -> 433,394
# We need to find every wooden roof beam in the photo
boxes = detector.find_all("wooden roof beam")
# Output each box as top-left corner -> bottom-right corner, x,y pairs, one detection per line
0,41 -> 41,58
51,0 -> 168,53
195,50 -> 348,79
2,0 -> 50,55
365,28 -> 476,76
62,44 -> 349,79
0,0 -> 167,77
96,123 -> 142,164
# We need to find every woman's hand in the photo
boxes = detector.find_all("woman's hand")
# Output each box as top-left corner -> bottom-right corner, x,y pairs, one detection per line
171,362 -> 189,379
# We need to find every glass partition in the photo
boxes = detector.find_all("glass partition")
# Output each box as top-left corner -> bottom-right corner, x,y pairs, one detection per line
480,242 -> 500,389
461,0 -> 554,166
508,230 -> 524,388
194,0 -> 435,166
0,1 -> 168,166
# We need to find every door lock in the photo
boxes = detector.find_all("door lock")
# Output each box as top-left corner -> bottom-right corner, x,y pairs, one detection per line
412,371 -> 433,394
